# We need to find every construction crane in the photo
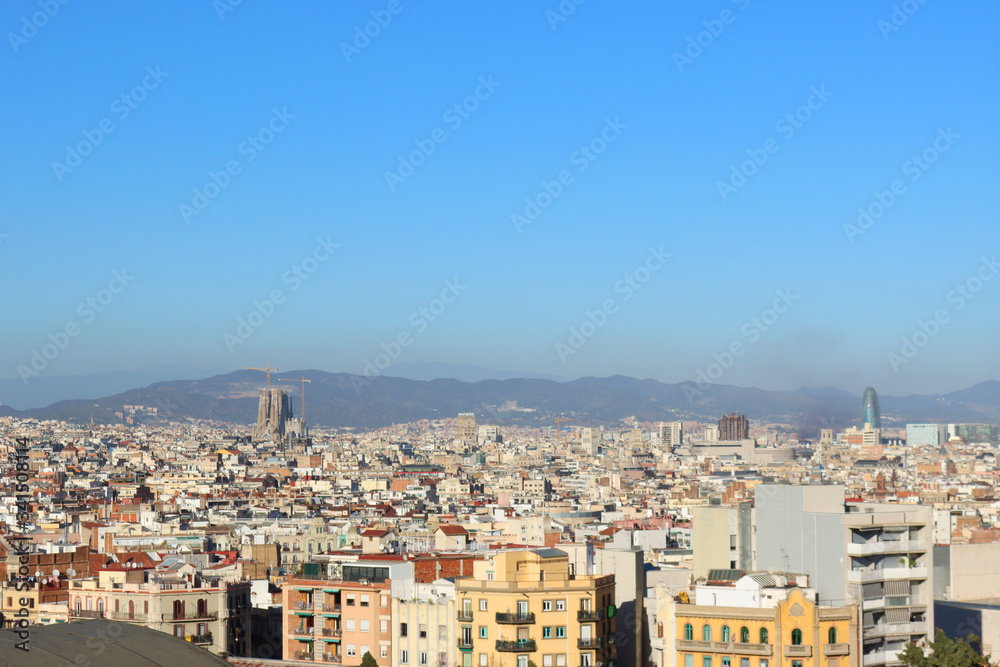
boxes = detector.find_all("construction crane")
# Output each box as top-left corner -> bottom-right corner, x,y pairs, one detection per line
246,365 -> 279,393
278,377 -> 311,422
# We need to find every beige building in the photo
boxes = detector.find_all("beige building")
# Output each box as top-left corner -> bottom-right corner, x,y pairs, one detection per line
455,549 -> 615,667
457,414 -> 477,445
392,580 -> 458,667
67,572 -> 250,657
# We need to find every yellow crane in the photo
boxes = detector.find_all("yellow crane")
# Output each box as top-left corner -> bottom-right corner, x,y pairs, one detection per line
246,365 -> 279,392
556,418 -> 571,447
278,377 -> 312,422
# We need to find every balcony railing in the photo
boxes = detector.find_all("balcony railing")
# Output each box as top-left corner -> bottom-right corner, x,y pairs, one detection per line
295,627 -> 316,635
577,609 -> 604,622
784,645 -> 812,657
824,643 -> 851,656
295,650 -> 315,661
70,610 -> 105,619
497,639 -> 537,652
323,604 -> 341,613
459,638 -> 474,649
458,610 -> 474,622
496,612 -> 536,624
677,640 -> 772,656
578,638 -> 603,649
296,600 -> 313,610
323,655 -> 342,663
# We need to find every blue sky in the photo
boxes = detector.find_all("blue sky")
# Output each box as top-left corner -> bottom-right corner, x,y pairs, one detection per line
1,0 -> 998,396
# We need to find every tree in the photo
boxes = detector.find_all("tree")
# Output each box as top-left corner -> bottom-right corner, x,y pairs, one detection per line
361,651 -> 379,667
900,630 -> 995,667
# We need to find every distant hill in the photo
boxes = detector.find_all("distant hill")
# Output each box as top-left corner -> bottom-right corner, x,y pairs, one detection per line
3,371 -> 999,435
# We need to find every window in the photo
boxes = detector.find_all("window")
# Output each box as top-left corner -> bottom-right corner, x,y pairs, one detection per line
703,625 -> 712,641
420,652 -> 428,665
685,657 -> 694,667
722,626 -> 730,642
347,595 -> 356,606
556,627 -> 566,638
703,658 -> 712,667
518,657 -> 529,667
346,619 -> 356,632
480,655 -> 488,667
480,627 -> 488,639
480,599 -> 488,611
829,660 -> 839,667
400,649 -> 406,662
361,620 -> 370,632
792,662 -> 802,667
381,595 -> 389,607
760,661 -> 768,667
741,660 -> 749,667
462,627 -> 473,645
555,600 -> 566,611
543,627 -> 552,639
828,628 -> 837,644
347,646 -> 357,658
543,601 -> 552,612
382,647 -> 389,658
791,629 -> 803,646
657,622 -> 664,638
760,629 -> 769,644
722,659 -> 730,667
362,646 -> 370,657
174,625 -> 184,637
556,656 -> 566,667
381,620 -> 388,633
544,656 -> 553,667
420,625 -> 428,638
401,623 -> 408,637
684,624 -> 693,641
581,654 -> 591,667
361,595 -> 370,607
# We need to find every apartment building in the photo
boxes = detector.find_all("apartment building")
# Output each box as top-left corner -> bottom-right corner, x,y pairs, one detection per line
392,580 -> 458,667
66,572 -> 250,657
454,548 -> 615,667
755,485 -> 933,667
284,570 -> 393,664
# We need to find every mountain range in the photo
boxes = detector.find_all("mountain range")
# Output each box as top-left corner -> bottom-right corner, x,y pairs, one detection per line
3,369 -> 999,435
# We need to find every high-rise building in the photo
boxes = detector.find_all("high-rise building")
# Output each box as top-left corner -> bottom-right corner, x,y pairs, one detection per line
906,424 -> 940,448
454,549 -> 615,667
719,413 -> 749,441
581,427 -> 602,455
255,388 -> 292,442
658,421 -> 683,448
703,425 -> 719,443
861,387 -> 881,430
456,413 -> 477,445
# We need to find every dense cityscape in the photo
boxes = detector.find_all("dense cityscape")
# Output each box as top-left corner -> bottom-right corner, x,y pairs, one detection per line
2,381 -> 998,666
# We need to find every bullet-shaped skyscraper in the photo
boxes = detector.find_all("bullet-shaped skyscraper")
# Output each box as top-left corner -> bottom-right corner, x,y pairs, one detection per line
861,386 -> 881,430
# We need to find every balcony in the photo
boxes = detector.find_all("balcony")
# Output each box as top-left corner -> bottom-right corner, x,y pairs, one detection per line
578,609 -> 604,622
296,600 -> 313,610
847,567 -> 927,584
458,610 -> 474,622
497,639 -> 537,652
497,612 -> 536,624
295,650 -> 315,661
191,633 -> 213,646
677,640 -> 772,656
847,540 -> 926,557
322,627 -> 342,637
70,610 -> 106,619
784,645 -> 812,658
458,637 -> 474,649
824,643 -> 851,657
578,638 -> 603,649
323,655 -> 342,664
863,622 -> 927,639
323,604 -> 341,613
295,627 -> 316,636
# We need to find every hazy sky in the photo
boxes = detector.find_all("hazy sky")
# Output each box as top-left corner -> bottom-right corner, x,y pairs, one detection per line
2,1 -> 998,396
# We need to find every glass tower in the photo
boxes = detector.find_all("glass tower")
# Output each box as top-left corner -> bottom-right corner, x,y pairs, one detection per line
861,386 -> 881,430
